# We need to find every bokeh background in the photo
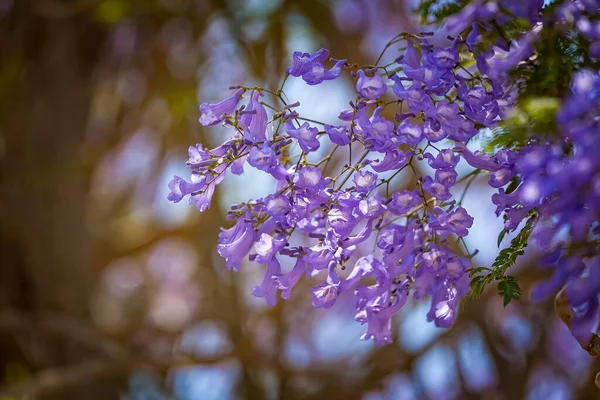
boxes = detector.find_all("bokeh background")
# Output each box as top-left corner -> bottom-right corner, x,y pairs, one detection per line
0,0 -> 599,399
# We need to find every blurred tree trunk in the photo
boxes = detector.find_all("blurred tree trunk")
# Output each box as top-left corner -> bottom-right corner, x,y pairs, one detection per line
0,2 -> 124,398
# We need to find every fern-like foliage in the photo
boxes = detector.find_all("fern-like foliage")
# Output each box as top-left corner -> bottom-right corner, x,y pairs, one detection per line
468,211 -> 537,306
416,0 -> 469,25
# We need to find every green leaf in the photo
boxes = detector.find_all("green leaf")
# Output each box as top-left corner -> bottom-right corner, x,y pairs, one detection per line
497,229 -> 508,248
498,276 -> 521,306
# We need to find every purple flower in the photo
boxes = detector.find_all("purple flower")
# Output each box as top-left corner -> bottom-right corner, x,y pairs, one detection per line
388,190 -> 421,215
294,166 -> 325,190
430,206 -> 474,237
251,257 -> 282,306
356,70 -> 388,100
429,46 -> 459,68
446,257 -> 467,281
358,107 -> 397,152
274,258 -> 306,300
422,247 -> 448,274
428,101 -> 464,138
324,124 -> 351,145
303,59 -> 346,85
356,296 -> 407,346
248,143 -> 278,171
286,121 -> 321,153
370,150 -> 410,172
397,120 -> 423,147
312,267 -> 341,308
425,149 -> 459,170
422,118 -> 447,142
168,172 -> 224,212
217,217 -> 256,271
423,176 -> 452,201
353,170 -> 378,192
286,48 -> 346,85
454,142 -> 499,171
254,233 -> 286,264
391,77 -> 433,112
286,48 -> 329,76
304,245 -> 334,271
358,196 -> 386,218
327,208 -> 358,238
403,42 -> 420,69
435,168 -> 458,187
240,90 -> 268,143
427,280 -> 459,328
199,88 -> 244,126
167,175 -> 204,203
377,224 -> 405,252
186,143 -> 212,167
264,194 -> 290,219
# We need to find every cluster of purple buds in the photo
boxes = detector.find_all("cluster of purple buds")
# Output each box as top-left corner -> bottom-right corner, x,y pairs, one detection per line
168,0 -> 600,346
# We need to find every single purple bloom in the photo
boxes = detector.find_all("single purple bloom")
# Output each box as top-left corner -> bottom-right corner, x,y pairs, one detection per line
303,245 -> 334,271
338,108 -> 354,121
302,59 -> 346,85
377,224 -> 405,252
370,150 -> 410,172
429,46 -> 459,68
434,168 -> 458,188
274,258 -> 306,300
167,175 -> 204,203
397,120 -> 423,147
353,170 -> 378,192
286,48 -> 330,76
248,143 -> 278,171
431,206 -> 474,237
356,70 -> 388,100
312,267 -> 341,308
186,143 -> 212,168
489,167 -> 513,188
391,77 -> 433,112
425,149 -> 459,169
251,257 -> 282,306
324,124 -> 351,146
360,107 -> 397,152
199,88 -> 244,126
253,233 -> 286,264
230,155 -> 246,175
446,257 -> 467,281
423,118 -> 447,142
403,41 -> 420,69
454,142 -> 499,171
286,121 -> 321,153
327,208 -> 358,238
357,297 -> 407,346
422,247 -> 448,275
427,280 -> 459,328
240,90 -> 268,143
423,176 -> 452,201
217,217 -> 256,271
358,196 -> 386,218
264,194 -> 290,219
388,190 -> 421,215
293,166 -> 325,190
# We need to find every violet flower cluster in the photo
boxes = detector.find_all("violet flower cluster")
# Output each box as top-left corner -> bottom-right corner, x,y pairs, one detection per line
452,0 -> 600,352
168,0 -> 600,346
